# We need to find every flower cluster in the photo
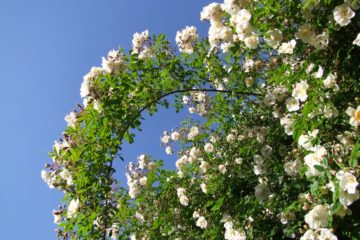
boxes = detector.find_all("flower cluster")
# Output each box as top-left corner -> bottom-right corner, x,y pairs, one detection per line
132,30 -> 154,59
126,155 -> 153,198
175,26 -> 198,54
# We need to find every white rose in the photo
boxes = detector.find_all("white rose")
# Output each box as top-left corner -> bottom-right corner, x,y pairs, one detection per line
339,189 -> 359,206
284,159 -> 302,176
295,24 -> 315,43
196,216 -> 208,229
218,164 -> 227,174
67,199 -> 80,218
226,133 -> 236,144
161,133 -> 171,144
179,195 -> 189,206
165,146 -> 173,155
346,106 -> 360,127
304,205 -> 330,229
200,3 -> 222,21
101,50 -> 126,74
200,183 -> 207,193
176,26 -> 199,54
135,212 -> 145,223
244,35 -> 259,49
235,9 -> 252,25
188,126 -> 199,140
336,170 -> 359,194
353,33 -> 360,46
204,143 -> 214,153
139,176 -> 148,186
313,66 -> 323,79
129,186 -> 140,198
64,112 -> 77,128
193,210 -> 200,219
292,80 -> 309,102
304,146 -> 327,178
298,129 -> 318,150
171,131 -> 181,141
200,161 -> 209,173
286,97 -> 300,112
254,183 -> 270,201
278,39 -> 296,54
264,29 -> 283,48
324,73 -> 337,88
236,22 -> 253,41
333,3 -> 355,27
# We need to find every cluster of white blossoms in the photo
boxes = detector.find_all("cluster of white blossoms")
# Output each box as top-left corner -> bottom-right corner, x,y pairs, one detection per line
188,126 -> 200,140
286,80 -> 309,112
181,91 -> 211,116
132,30 -> 154,59
126,155 -> 154,199
160,129 -> 183,155
102,49 -> 127,74
41,169 -> 57,189
79,48 -> 128,111
80,66 -> 103,108
192,210 -> 208,229
59,168 -> 74,186
304,204 -> 330,229
301,205 -> 338,239
327,171 -> 360,208
176,187 -> 189,206
221,214 -> 246,240
295,23 -> 329,50
264,29 -> 283,49
198,1 -> 300,53
332,2 -> 360,47
64,111 -> 77,128
175,26 -> 199,54
41,165 -> 74,190
200,3 -> 233,52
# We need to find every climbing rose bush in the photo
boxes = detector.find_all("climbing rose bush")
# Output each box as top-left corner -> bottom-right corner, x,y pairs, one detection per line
42,0 -> 360,239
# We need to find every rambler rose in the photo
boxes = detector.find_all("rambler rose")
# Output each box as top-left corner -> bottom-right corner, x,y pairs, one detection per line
333,3 -> 355,26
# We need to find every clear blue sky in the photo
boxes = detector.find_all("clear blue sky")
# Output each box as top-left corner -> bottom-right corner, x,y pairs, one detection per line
0,0 -> 213,239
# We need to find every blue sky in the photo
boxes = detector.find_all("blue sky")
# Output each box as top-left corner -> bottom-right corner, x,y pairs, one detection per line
0,0 -> 214,239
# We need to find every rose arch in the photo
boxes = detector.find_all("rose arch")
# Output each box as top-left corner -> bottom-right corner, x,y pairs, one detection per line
42,1 -> 360,239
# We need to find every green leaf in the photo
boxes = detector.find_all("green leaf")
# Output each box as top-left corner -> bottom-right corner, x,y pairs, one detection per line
211,197 -> 224,212
350,142 -> 360,168
314,165 -> 325,172
310,181 -> 319,196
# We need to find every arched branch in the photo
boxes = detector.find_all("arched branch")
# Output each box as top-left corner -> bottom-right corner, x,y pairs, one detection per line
102,88 -> 261,239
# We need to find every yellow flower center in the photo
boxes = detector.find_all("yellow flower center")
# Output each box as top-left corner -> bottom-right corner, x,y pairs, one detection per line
355,110 -> 360,121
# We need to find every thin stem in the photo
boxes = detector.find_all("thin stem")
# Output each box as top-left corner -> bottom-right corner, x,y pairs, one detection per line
132,88 -> 261,131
